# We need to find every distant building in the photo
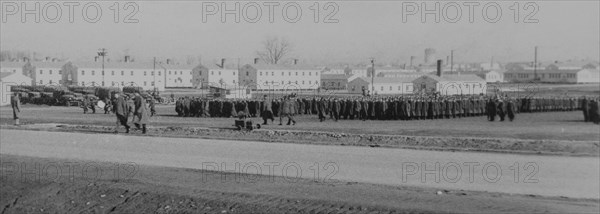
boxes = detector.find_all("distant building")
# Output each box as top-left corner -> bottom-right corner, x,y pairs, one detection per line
412,74 -> 486,95
65,61 -> 166,91
1,72 -> 32,106
444,70 -> 504,83
504,68 -> 600,83
348,66 -> 417,78
347,76 -> 417,95
479,62 -> 502,71
23,61 -> 65,86
322,66 -> 352,75
321,74 -> 350,90
238,63 -> 321,91
0,61 -> 24,74
376,71 -> 422,78
191,63 -> 239,89
504,61 -> 600,83
164,63 -> 197,88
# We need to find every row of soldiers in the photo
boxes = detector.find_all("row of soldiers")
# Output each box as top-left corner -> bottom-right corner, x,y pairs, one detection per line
175,95 -> 597,122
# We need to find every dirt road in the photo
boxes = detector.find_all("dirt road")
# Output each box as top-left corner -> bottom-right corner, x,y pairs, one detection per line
2,129 -> 598,199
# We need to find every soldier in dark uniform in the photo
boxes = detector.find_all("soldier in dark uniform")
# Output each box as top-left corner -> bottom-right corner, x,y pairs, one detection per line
368,99 -> 375,120
332,98 -> 341,121
444,99 -> 451,119
261,95 -> 274,125
497,99 -> 506,121
279,96 -> 297,125
11,93 -> 21,126
89,96 -> 96,114
582,97 -> 589,122
354,99 -> 362,120
590,99 -> 599,124
114,93 -> 130,133
507,98 -> 516,121
487,98 -> 496,121
82,95 -> 89,114
318,97 -> 327,122
414,98 -> 421,120
421,99 -> 428,120
360,98 -> 368,121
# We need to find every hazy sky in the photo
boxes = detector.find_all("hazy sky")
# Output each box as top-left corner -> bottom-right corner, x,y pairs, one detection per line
1,1 -> 599,65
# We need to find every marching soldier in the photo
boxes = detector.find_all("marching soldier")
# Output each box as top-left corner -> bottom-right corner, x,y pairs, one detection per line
114,93 -> 130,133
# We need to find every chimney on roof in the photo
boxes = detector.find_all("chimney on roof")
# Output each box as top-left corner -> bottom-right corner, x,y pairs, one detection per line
254,58 -> 259,64
293,59 -> 298,65
23,57 -> 29,62
436,60 -> 442,77
221,58 -> 226,68
166,59 -> 171,65
94,56 -> 99,62
124,55 -> 130,63
45,57 -> 50,61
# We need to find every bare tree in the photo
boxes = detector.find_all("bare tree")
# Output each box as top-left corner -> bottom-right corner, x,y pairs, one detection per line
256,36 -> 293,64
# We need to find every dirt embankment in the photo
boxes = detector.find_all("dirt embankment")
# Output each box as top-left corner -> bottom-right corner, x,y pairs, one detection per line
2,155 -> 598,214
2,124 -> 599,157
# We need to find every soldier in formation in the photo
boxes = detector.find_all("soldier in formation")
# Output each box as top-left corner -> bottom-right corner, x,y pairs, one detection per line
173,94 -> 598,124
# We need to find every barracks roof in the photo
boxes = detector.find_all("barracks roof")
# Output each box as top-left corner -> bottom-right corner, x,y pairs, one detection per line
416,74 -> 485,82
355,76 -> 419,84
245,63 -> 322,70
71,61 -> 155,69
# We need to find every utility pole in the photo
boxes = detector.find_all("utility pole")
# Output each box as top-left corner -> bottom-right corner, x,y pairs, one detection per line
97,48 -> 107,86
533,46 -> 538,81
153,57 -> 157,92
450,50 -> 454,73
370,58 -> 375,95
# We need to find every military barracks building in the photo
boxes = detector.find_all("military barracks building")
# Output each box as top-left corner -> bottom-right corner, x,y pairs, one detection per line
0,61 -> 24,74
321,74 -> 352,90
348,76 -> 418,95
504,61 -> 599,83
238,63 -> 322,91
412,74 -> 486,95
14,57 -> 206,91
442,70 -> 505,83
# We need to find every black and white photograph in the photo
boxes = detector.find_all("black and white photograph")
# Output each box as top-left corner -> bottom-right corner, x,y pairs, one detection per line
0,0 -> 599,213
